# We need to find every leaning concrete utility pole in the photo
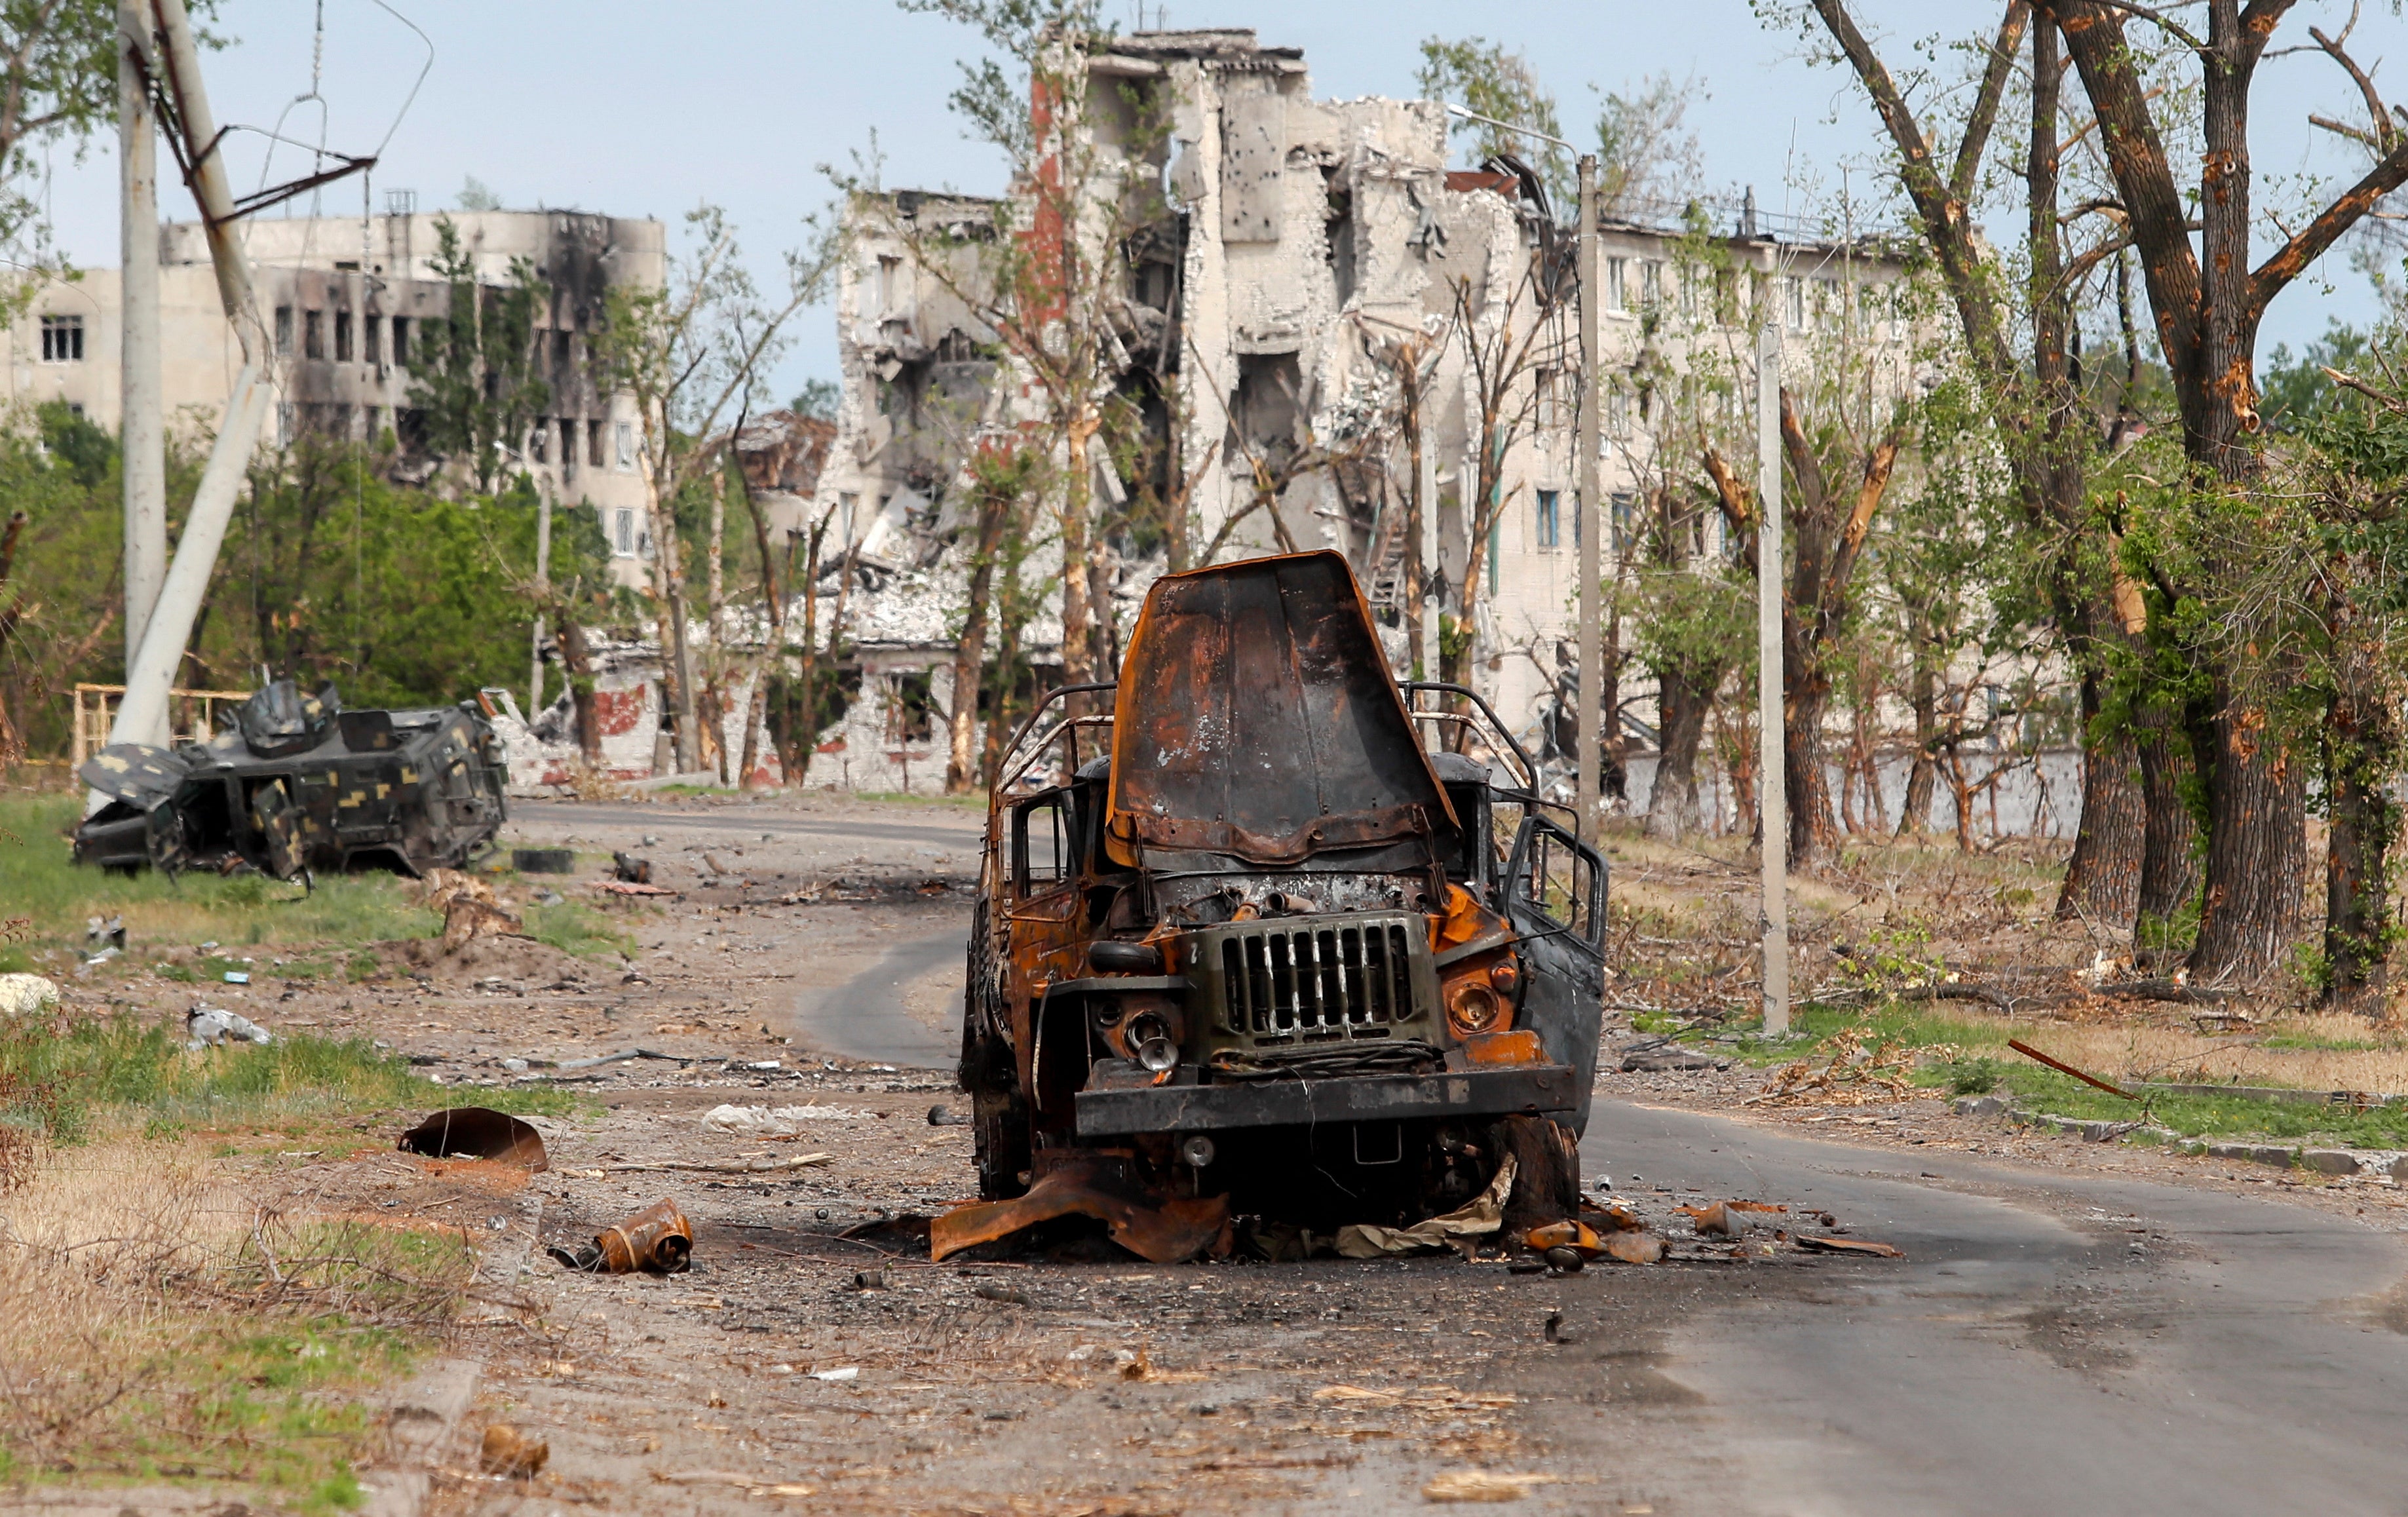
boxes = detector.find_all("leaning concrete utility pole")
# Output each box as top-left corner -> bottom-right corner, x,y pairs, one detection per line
1573,153 -> 1602,848
118,0 -> 165,733
106,0 -> 274,754
1756,318 -> 1789,1035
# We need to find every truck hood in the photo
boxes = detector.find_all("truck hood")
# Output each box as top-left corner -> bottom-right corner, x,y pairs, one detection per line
1104,550 -> 1455,866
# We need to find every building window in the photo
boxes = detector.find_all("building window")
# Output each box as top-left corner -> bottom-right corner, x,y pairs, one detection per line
615,420 -> 635,470
529,423 -> 549,464
1611,490 -> 1635,551
1605,257 -> 1626,312
613,508 -> 636,556
275,305 -> 294,356
1487,512 -> 1500,595
1785,277 -> 1806,332
1639,261 -> 1661,309
38,314 -> 83,363
1535,489 -> 1560,550
364,314 -> 381,364
303,309 -> 325,360
558,419 -> 576,477
877,254 -> 902,315
334,309 -> 354,362
588,418 -> 605,468
1535,370 -> 1558,432
391,316 -> 411,367
1605,388 -> 1632,440
551,329 -> 571,383
883,671 -> 936,744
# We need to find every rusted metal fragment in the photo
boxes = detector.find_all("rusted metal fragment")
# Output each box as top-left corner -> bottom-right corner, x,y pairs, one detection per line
397,1106 -> 549,1170
930,1151 -> 1231,1264
1796,1233 -> 1903,1258
594,1198 -> 694,1272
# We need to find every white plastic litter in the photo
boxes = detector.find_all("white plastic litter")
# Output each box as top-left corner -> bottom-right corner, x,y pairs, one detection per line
0,974 -> 60,1016
187,1004 -> 273,1048
809,1367 -> 859,1382
701,1104 -> 871,1137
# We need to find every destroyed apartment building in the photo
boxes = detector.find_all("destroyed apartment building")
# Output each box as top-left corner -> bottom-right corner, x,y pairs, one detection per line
797,27 -> 1923,797
10,206 -> 667,580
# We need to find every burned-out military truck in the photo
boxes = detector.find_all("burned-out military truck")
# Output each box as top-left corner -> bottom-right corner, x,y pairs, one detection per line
937,551 -> 1608,1263
75,680 -> 507,880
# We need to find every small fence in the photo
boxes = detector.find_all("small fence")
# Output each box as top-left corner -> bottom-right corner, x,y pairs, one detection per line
70,683 -> 252,768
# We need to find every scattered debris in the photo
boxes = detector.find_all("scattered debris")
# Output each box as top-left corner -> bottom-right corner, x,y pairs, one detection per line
551,1199 -> 694,1273
397,1106 -> 550,1170
809,1366 -> 859,1383
851,1269 -> 887,1290
1617,1035 -> 1725,1073
1334,1157 -> 1517,1258
1601,1231 -> 1667,1265
1795,1235 -> 1904,1258
701,1103 -> 873,1136
185,1003 -> 271,1048
85,915 -> 125,951
554,1047 -> 677,1073
603,1153 -> 829,1175
925,1104 -> 970,1126
932,1151 -> 1232,1265
973,1283 -> 1033,1305
479,1423 -> 549,1479
596,879 -> 678,898
0,974 -> 61,1016
1423,1470 -> 1559,1503
1748,1027 -> 1956,1107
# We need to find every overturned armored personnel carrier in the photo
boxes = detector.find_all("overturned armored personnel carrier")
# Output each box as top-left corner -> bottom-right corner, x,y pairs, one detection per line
75,680 -> 507,879
941,551 -> 1608,1263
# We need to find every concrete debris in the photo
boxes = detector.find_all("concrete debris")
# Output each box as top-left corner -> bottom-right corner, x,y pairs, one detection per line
0,974 -> 61,1016
701,1103 -> 873,1136
185,1003 -> 271,1048
1602,1231 -> 1667,1265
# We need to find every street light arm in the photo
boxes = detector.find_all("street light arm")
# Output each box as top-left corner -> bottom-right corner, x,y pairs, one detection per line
1443,102 -> 1577,153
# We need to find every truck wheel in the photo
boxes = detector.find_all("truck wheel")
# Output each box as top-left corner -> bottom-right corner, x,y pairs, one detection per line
1495,1114 -> 1582,1241
972,1090 -> 1032,1200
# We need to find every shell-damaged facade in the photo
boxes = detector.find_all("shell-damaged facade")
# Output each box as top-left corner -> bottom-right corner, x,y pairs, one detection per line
937,552 -> 1608,1263
75,682 -> 508,881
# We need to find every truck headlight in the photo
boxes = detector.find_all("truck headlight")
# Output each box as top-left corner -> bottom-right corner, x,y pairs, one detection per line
1446,981 -> 1502,1035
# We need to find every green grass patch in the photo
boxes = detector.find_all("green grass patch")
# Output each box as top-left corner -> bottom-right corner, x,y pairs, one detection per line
0,796 -> 438,957
1,1012 -> 581,1143
850,790 -> 984,809
522,899 -> 634,960
1723,997 -> 2408,1149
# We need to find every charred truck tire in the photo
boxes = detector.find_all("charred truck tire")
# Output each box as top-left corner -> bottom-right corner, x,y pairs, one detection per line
1495,1114 -> 1582,1242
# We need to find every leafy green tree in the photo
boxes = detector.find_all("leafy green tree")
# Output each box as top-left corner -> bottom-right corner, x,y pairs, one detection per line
405,216 -> 552,494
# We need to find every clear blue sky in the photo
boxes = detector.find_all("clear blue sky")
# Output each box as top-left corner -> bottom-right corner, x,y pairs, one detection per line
37,0 -> 2406,401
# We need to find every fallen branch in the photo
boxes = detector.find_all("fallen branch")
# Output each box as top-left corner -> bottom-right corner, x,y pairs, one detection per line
601,1154 -> 831,1175
2006,1038 -> 2138,1101
2088,978 -> 2236,1005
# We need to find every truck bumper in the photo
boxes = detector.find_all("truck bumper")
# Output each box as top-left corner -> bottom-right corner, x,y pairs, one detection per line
1075,1064 -> 1578,1136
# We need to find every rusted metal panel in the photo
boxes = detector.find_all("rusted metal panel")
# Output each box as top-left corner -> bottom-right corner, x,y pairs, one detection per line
1105,550 -> 1451,864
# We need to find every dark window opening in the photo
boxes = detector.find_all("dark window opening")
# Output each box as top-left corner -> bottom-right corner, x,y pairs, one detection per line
303,310 -> 325,360
39,314 -> 83,362
390,316 -> 411,368
1227,351 -> 1302,470
334,310 -> 353,362
588,418 -> 605,468
364,314 -> 381,364
883,670 -> 936,744
274,306 -> 294,356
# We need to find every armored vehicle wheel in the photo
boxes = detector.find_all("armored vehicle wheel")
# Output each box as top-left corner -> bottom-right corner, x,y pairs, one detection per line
971,1090 -> 1032,1200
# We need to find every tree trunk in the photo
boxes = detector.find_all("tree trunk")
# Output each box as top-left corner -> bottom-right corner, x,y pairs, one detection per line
1899,652 -> 1936,835
1060,413 -> 1098,691
1785,683 -> 1838,866
1648,665 -> 1709,839
2323,685 -> 2395,1014
948,473 -> 1015,794
2185,685 -> 2305,983
2055,667 -> 2145,923
556,614 -> 602,767
2133,722 -> 2199,944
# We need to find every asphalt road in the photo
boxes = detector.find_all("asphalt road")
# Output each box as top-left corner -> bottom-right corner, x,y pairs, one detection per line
1578,1103 -> 2408,1515
783,938 -> 2408,1510
510,797 -> 984,852
787,918 -> 967,1067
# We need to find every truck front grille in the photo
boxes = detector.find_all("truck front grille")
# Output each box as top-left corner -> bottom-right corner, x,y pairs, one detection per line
1215,919 -> 1418,1041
